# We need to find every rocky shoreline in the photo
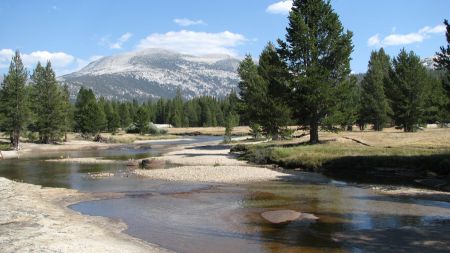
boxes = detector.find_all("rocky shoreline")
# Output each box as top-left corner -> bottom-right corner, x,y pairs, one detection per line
0,177 -> 171,253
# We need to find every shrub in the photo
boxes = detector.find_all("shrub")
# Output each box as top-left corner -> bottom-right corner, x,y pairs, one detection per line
249,123 -> 263,139
125,124 -> 139,134
148,123 -> 168,135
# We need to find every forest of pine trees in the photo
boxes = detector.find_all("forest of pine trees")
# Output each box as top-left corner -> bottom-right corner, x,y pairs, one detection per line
0,53 -> 240,148
0,3 -> 449,149
237,1 -> 449,143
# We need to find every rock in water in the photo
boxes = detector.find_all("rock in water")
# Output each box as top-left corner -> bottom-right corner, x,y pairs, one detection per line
261,210 -> 319,224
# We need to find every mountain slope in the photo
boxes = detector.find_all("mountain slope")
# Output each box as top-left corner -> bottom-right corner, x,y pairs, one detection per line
60,49 -> 241,100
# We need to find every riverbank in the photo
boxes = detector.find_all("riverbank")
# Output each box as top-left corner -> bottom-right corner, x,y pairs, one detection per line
0,132 -> 181,156
135,142 -> 291,183
0,177 -> 170,253
231,128 -> 450,191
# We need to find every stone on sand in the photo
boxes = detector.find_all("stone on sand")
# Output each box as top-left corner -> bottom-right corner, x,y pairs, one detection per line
261,210 -> 319,224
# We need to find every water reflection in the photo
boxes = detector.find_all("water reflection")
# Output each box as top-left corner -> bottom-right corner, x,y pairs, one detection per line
0,136 -> 222,190
1,135 -> 449,252
72,180 -> 450,253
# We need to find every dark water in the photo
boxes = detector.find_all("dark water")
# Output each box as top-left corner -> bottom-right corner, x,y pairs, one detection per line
1,135 -> 450,252
71,179 -> 450,253
0,136 -> 221,190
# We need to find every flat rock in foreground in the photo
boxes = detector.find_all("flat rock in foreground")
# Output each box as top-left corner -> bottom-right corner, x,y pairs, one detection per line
0,177 -> 170,253
261,210 -> 319,224
135,166 -> 289,183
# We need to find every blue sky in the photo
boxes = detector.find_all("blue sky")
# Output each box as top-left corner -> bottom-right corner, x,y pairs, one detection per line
0,0 -> 448,75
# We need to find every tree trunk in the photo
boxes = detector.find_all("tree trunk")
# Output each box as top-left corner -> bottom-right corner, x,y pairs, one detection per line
12,129 -> 20,150
309,121 -> 319,144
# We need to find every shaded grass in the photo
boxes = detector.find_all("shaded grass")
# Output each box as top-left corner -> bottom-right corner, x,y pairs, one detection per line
231,141 -> 450,185
0,143 -> 10,151
168,126 -> 250,136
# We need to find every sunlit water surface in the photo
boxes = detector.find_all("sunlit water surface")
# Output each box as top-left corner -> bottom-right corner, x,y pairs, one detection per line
1,136 -> 449,252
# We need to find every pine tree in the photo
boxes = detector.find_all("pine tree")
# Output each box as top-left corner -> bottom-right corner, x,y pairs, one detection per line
169,89 -> 183,127
118,103 -> 131,128
74,87 -> 104,135
359,49 -> 391,131
257,43 -> 292,139
422,72 -> 449,124
326,75 -> 360,131
104,102 -> 120,133
278,0 -> 353,143
389,49 -> 428,132
237,55 -> 266,126
30,62 -> 66,143
60,85 -> 73,141
0,51 -> 29,149
134,106 -> 150,135
434,19 -> 450,122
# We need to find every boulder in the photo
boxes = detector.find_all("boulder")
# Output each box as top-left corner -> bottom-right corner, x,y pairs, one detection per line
126,159 -> 139,167
141,159 -> 165,169
261,210 -> 319,224
415,179 -> 447,188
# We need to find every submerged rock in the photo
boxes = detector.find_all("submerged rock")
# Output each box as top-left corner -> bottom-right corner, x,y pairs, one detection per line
261,210 -> 319,224
141,159 -> 165,169
127,159 -> 139,167
415,179 -> 447,189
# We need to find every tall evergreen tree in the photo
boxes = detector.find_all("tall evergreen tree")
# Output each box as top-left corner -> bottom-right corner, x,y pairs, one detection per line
30,62 -> 66,143
326,75 -> 360,131
0,51 -> 29,149
134,106 -> 150,135
60,85 -> 73,141
257,43 -> 291,139
422,72 -> 449,124
74,87 -> 104,135
434,19 -> 450,121
169,89 -> 183,127
118,103 -> 131,128
278,0 -> 353,143
104,102 -> 120,133
237,55 -> 266,126
359,49 -> 391,131
389,49 -> 428,132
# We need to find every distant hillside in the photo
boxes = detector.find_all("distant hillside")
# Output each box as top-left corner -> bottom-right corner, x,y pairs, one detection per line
59,48 -> 241,101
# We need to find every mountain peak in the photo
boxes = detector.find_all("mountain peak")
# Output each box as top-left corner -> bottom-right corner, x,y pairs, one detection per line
60,49 -> 240,101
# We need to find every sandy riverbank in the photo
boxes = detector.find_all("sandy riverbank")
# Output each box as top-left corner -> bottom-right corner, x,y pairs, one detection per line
135,143 -> 291,183
0,177 -> 171,253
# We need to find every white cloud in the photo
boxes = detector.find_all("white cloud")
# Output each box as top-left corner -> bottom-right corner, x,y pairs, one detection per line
21,51 -> 75,67
137,30 -> 247,56
419,25 -> 446,34
382,33 -> 424,46
174,18 -> 206,27
100,32 -> 133,50
266,0 -> 292,15
368,34 -> 381,47
109,32 -> 133,49
0,49 -> 15,68
0,49 -> 92,76
89,55 -> 104,61
368,24 -> 446,47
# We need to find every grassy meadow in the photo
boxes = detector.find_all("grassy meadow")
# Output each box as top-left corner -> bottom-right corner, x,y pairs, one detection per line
231,127 -> 450,186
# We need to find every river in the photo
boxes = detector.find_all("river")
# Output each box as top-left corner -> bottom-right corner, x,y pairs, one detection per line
1,136 -> 449,252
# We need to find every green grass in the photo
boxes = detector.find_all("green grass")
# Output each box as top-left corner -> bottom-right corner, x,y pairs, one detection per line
0,143 -> 10,151
231,141 -> 450,176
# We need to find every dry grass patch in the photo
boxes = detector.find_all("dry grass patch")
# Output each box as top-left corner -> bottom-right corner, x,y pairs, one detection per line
167,126 -> 250,136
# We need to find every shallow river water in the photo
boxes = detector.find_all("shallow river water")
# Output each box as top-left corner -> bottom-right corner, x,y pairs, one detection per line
1,136 -> 449,253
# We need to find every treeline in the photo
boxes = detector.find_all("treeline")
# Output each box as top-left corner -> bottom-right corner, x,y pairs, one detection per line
237,0 -> 450,143
358,48 -> 448,132
73,87 -> 239,135
0,52 -> 72,149
0,51 -> 239,149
